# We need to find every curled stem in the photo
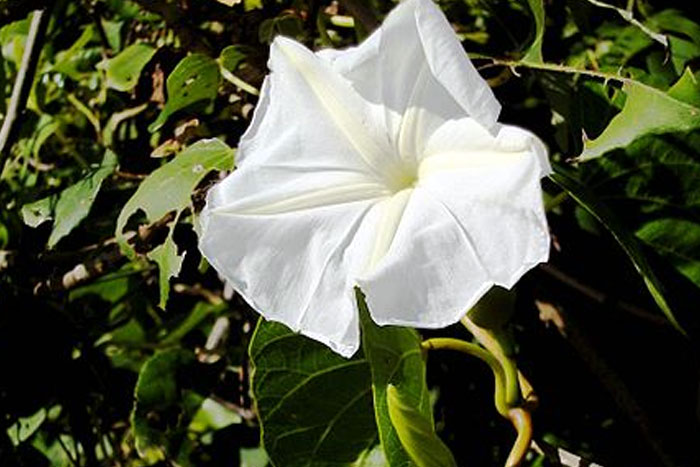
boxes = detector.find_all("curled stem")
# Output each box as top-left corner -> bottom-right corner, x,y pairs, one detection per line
421,337 -> 508,417
506,408 -> 533,467
461,317 -> 521,406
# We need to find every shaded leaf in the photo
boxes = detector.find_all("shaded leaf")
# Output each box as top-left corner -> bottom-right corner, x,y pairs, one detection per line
636,218 -> 700,288
149,54 -> 220,132
386,385 -> 456,467
99,42 -> 157,92
249,319 -> 377,467
132,348 -> 200,463
579,78 -> 700,160
358,292 -> 431,466
550,167 -> 683,332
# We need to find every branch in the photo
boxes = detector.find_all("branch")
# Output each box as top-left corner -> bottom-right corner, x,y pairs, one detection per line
0,8 -> 51,157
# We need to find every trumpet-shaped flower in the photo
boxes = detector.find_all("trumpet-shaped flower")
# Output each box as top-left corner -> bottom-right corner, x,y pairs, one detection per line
199,0 -> 551,357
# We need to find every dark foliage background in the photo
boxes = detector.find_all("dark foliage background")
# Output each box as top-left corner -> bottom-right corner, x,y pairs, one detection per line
1,0 -> 700,465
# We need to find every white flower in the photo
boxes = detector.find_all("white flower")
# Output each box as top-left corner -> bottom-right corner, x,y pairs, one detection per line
199,0 -> 551,357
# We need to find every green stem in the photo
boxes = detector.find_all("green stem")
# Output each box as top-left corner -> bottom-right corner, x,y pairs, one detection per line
461,317 -> 521,407
421,337 -> 508,418
471,55 -> 631,84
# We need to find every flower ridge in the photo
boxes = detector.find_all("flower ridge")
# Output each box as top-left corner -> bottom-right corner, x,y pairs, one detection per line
199,0 -> 551,357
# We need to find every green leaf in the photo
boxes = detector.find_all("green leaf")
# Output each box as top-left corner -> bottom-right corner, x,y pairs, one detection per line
115,139 -> 234,306
51,25 -> 97,79
189,397 -> 242,432
386,385 -> 456,467
21,196 -> 54,228
149,54 -> 220,132
161,300 -> 227,344
7,408 -> 46,445
148,228 -> 184,308
219,45 -> 247,72
249,319 -> 377,467
668,68 -> 700,107
21,150 -> 118,248
99,42 -> 156,92
522,0 -> 545,64
579,78 -> 700,160
357,292 -> 432,466
550,167 -> 683,333
131,348 -> 199,463
636,218 -> 700,289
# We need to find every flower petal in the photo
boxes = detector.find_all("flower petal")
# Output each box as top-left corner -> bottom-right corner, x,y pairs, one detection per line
237,36 -> 394,182
418,119 -> 551,287
318,0 -> 501,159
357,189 -> 492,328
200,179 -> 378,356
358,122 -> 550,327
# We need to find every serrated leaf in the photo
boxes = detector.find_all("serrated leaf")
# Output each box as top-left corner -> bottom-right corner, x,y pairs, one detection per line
550,167 -> 683,333
149,54 -> 220,132
668,68 -> 700,107
636,218 -> 700,289
386,385 -> 456,467
522,0 -> 545,64
21,150 -> 117,248
132,348 -> 199,463
249,319 -> 377,467
99,42 -> 156,92
115,138 -> 234,306
579,78 -> 700,160
357,292 -> 432,466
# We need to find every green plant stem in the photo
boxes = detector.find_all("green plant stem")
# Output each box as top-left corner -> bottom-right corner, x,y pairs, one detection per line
473,55 -> 631,84
421,337 -> 508,417
461,317 -> 521,407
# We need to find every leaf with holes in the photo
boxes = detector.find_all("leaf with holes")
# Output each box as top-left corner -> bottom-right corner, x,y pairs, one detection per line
115,138 -> 234,306
149,54 -> 220,132
21,150 -> 117,248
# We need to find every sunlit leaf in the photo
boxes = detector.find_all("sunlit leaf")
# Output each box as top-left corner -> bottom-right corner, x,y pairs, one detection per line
21,150 -> 117,248
249,319 -> 377,467
522,0 -> 545,64
357,292 -> 433,466
386,385 -> 456,467
115,139 -> 234,306
99,42 -> 157,92
149,54 -> 220,132
579,78 -> 700,160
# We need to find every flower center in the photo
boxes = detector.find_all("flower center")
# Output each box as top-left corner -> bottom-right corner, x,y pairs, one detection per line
385,160 -> 419,194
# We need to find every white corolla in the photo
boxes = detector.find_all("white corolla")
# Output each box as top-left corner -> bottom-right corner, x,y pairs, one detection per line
199,0 -> 551,357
